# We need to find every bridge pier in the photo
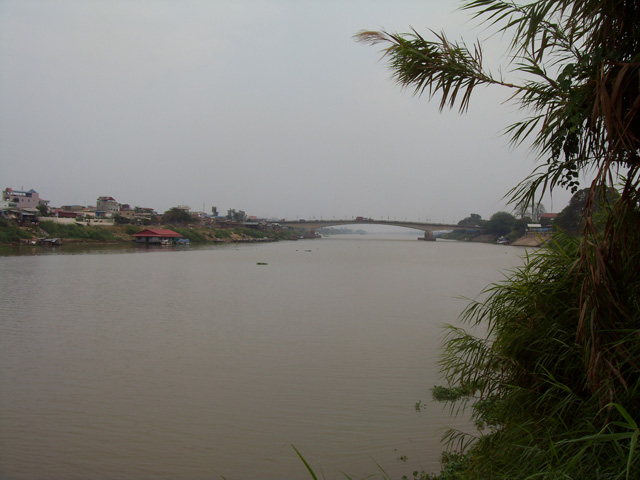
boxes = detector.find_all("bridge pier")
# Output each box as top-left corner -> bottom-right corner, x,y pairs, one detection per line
419,231 -> 435,241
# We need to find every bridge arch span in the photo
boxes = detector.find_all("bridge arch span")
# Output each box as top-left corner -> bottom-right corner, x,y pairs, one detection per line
280,219 -> 468,233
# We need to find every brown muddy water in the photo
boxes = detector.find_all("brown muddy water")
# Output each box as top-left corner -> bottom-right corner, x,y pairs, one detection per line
0,235 -> 526,479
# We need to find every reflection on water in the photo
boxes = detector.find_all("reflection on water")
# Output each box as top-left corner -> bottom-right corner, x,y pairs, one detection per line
0,242 -> 200,257
0,236 -> 525,479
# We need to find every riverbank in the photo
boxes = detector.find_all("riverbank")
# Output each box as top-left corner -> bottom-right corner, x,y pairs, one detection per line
442,229 -> 550,247
0,220 -> 298,249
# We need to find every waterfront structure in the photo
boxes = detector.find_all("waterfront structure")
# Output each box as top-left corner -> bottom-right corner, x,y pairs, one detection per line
131,228 -> 184,245
526,224 -> 552,235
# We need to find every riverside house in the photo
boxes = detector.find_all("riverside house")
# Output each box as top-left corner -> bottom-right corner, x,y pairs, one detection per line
131,228 -> 184,245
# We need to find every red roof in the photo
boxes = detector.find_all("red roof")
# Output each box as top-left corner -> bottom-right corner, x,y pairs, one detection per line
131,229 -> 183,238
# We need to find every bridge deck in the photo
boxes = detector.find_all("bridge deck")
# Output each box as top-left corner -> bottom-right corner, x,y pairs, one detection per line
281,220 -> 469,232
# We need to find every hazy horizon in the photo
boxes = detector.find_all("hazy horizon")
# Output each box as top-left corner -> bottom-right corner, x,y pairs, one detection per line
1,1 -> 586,223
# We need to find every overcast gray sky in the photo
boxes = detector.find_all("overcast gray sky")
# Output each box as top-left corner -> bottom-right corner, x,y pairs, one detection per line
1,0 -> 583,222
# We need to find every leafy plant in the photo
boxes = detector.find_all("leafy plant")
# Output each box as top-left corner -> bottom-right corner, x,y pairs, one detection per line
358,0 -> 640,478
435,235 -> 639,478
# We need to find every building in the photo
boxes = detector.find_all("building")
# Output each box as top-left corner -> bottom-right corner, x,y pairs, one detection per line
526,223 -> 552,235
54,210 -> 78,218
114,207 -> 157,223
136,207 -> 157,215
131,228 -> 184,245
116,210 -> 137,220
96,196 -> 120,217
60,205 -> 86,212
3,187 -> 48,209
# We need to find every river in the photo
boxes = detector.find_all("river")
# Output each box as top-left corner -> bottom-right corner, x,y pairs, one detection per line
0,235 -> 526,479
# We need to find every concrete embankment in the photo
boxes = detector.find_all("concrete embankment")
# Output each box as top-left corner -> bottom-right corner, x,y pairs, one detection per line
511,235 -> 551,247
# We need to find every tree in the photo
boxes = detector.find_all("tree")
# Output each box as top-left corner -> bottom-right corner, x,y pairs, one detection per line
163,207 -> 193,225
485,211 -> 516,236
512,215 -> 532,237
357,2 -> 640,208
226,209 -> 247,222
554,186 -> 620,235
36,203 -> 49,217
457,213 -> 483,227
358,1 -> 640,478
113,214 -> 131,225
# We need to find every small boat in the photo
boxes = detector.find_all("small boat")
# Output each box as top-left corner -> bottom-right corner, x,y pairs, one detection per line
37,237 -> 62,246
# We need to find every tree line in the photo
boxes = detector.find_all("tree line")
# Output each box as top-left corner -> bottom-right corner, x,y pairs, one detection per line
456,186 -> 620,241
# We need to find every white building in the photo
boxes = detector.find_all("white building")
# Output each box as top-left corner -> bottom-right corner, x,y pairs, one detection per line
3,187 -> 48,209
96,196 -> 120,216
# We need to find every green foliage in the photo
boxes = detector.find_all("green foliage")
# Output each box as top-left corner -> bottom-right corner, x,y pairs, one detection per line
36,203 -> 49,217
511,216 -> 531,238
113,214 -> 132,225
169,226 -> 208,244
162,207 -> 193,225
441,230 -> 471,241
485,211 -> 516,236
125,224 -> 141,235
272,227 -> 297,240
554,187 -> 620,236
235,227 -> 265,239
0,220 -> 34,243
404,452 -> 470,480
226,209 -> 247,222
38,221 -> 116,241
356,0 -> 640,211
294,444 -> 399,480
292,446 -> 320,480
213,228 -> 232,239
431,385 -> 471,403
457,213 -> 483,227
358,1 -> 640,479
437,234 -> 640,478
133,214 -> 156,226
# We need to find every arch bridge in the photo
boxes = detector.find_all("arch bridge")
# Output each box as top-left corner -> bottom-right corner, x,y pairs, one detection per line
280,219 -> 471,240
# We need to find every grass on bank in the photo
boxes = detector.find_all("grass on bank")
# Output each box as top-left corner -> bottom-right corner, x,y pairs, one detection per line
428,232 -> 640,479
0,218 -> 298,245
0,220 -> 35,243
37,220 -> 117,241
